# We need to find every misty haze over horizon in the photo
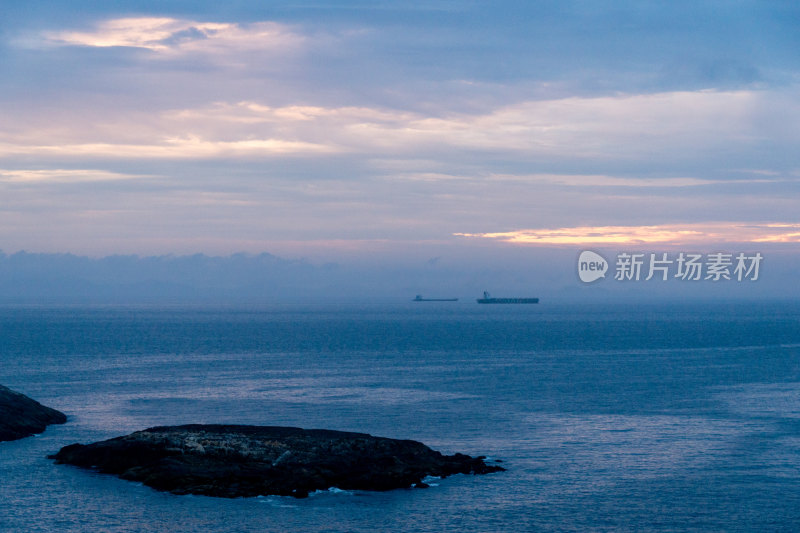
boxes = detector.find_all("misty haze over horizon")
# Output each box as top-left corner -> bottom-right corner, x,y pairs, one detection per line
0,247 -> 795,304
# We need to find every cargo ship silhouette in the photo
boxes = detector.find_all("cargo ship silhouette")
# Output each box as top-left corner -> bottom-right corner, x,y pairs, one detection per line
476,291 -> 539,304
413,295 -> 458,302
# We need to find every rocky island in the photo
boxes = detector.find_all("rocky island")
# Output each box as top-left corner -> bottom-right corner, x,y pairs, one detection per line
51,424 -> 504,498
0,384 -> 67,442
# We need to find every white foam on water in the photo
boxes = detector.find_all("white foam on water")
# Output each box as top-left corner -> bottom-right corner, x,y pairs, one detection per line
421,475 -> 441,486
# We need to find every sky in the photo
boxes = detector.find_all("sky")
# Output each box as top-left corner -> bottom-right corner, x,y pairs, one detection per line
0,1 -> 799,299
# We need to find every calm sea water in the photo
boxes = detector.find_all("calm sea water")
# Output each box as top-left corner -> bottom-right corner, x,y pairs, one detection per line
2,301 -> 800,532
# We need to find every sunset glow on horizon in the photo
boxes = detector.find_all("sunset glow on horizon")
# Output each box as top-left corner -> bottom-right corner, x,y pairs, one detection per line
456,223 -> 800,246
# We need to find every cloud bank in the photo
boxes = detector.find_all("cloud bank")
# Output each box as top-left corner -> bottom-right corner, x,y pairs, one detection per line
0,4 -> 798,263
457,223 -> 800,246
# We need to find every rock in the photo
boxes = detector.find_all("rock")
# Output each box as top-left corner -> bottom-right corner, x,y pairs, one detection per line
50,424 -> 504,498
0,384 -> 67,442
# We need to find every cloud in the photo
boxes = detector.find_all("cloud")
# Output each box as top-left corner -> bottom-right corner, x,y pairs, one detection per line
0,168 -> 155,183
487,173 -> 787,188
3,88 -> 795,165
382,171 -> 788,188
1,5 -> 797,262
349,90 -> 787,157
41,17 -> 304,56
162,89 -> 797,164
456,223 -> 800,246
752,224 -> 800,243
164,101 -> 412,125
0,137 -> 337,159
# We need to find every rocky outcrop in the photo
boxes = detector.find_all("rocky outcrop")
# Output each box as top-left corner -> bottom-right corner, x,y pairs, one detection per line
50,424 -> 503,498
0,384 -> 67,442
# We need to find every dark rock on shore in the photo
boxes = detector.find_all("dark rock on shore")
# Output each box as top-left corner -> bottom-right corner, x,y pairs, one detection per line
0,384 -> 67,442
50,424 -> 504,498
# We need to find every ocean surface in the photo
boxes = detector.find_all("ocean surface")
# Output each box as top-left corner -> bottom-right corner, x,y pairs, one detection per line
2,301 -> 800,532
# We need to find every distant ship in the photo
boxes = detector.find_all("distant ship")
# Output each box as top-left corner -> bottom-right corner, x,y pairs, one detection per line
476,291 -> 539,304
413,295 -> 458,302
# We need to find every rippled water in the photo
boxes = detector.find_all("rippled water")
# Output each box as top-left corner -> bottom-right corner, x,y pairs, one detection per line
2,302 -> 800,532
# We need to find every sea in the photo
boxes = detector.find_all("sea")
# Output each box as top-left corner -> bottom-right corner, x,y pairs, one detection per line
2,301 -> 800,532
